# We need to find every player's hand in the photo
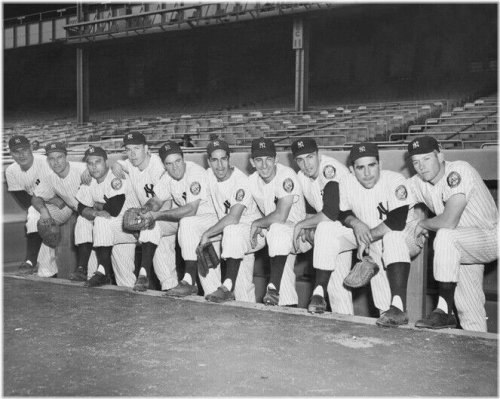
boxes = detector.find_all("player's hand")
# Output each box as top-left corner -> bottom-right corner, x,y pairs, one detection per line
94,202 -> 105,211
80,169 -> 92,186
415,222 -> 429,241
95,210 -> 111,219
250,223 -> 263,249
111,162 -> 127,179
351,219 -> 372,247
199,234 -> 210,247
47,196 -> 66,209
293,223 -> 304,252
356,242 -> 368,261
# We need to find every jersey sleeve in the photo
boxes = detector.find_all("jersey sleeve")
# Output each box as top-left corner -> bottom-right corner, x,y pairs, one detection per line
5,166 -> 23,192
442,163 -> 474,202
33,176 -> 56,201
275,168 -> 302,200
186,168 -> 210,203
388,173 -> 412,211
76,184 -> 94,208
231,175 -> 253,210
339,174 -> 353,212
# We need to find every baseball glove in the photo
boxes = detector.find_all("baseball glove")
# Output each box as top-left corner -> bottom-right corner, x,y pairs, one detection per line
37,218 -> 61,248
404,219 -> 427,258
343,255 -> 379,288
196,241 -> 220,278
122,208 -> 155,231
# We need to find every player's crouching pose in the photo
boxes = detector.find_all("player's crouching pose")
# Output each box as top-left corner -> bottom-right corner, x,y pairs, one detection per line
199,139 -> 265,303
248,137 -> 309,307
291,137 -> 354,315
76,146 -> 140,288
408,136 -> 498,332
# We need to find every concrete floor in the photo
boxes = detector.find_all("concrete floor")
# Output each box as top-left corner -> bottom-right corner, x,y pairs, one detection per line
3,275 -> 498,397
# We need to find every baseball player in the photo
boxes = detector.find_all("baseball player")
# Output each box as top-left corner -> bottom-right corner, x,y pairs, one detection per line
290,138 -> 354,315
30,142 -> 97,279
322,143 -> 417,326
199,139 -> 265,303
111,132 -> 178,292
248,137 -> 309,307
76,146 -> 140,287
407,136 -> 498,332
140,141 -> 220,297
5,135 -> 56,275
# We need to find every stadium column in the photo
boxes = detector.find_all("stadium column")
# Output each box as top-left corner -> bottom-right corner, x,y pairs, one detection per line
293,17 -> 309,112
76,3 -> 89,123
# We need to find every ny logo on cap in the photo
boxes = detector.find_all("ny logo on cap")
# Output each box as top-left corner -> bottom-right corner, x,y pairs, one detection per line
359,146 -> 366,152
127,134 -> 133,139
165,145 -> 171,151
297,141 -> 304,148
214,141 -> 220,146
15,138 -> 21,144
259,142 -> 266,149
89,147 -> 95,153
412,141 -> 420,149
51,144 -> 56,149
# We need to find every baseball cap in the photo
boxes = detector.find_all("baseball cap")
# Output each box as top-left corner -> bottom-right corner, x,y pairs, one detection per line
206,139 -> 230,157
45,141 -> 67,155
84,145 -> 107,161
291,137 -> 318,157
349,142 -> 378,163
122,131 -> 147,146
408,136 -> 440,156
8,135 -> 30,151
159,140 -> 183,162
251,137 -> 276,158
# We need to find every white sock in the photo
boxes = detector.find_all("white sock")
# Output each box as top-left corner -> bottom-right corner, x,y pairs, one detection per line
267,283 -> 276,290
184,274 -> 193,285
312,285 -> 324,297
97,265 -> 106,275
139,267 -> 147,277
25,260 -> 33,266
437,296 -> 448,313
391,295 -> 404,312
223,279 -> 233,291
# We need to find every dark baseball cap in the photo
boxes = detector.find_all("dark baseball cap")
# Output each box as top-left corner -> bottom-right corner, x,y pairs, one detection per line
8,135 -> 30,151
206,139 -> 230,157
159,140 -> 183,162
251,137 -> 276,158
123,131 -> 147,146
84,145 -> 107,161
45,141 -> 67,155
291,137 -> 318,157
349,142 -> 379,163
408,136 -> 440,156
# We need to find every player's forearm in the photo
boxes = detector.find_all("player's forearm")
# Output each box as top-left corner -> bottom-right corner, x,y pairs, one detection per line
11,190 -> 32,210
252,211 -> 285,229
419,214 -> 458,231
344,215 -> 362,230
203,214 -> 239,240
369,222 -> 390,242
31,196 -> 51,218
152,201 -> 199,222
297,212 -> 329,230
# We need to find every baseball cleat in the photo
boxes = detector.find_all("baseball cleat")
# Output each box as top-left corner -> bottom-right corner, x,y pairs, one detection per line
307,294 -> 327,314
17,261 -> 36,276
415,309 -> 457,329
69,266 -> 88,282
263,287 -> 279,306
163,280 -> 198,297
376,305 -> 409,328
205,286 -> 235,303
133,275 -> 149,292
84,271 -> 110,288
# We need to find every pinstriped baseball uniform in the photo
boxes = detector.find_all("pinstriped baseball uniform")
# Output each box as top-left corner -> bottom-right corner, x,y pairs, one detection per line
249,162 -> 309,306
5,154 -> 57,276
162,161 -> 220,295
297,154 -> 354,314
207,166 -> 265,302
118,154 -> 178,290
76,170 -> 140,287
334,170 -> 414,312
408,160 -> 498,332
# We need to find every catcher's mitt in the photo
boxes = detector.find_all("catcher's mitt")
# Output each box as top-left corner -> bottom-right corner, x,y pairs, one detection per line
196,242 -> 220,278
37,218 -> 61,248
344,255 -> 379,288
122,207 -> 155,231
404,219 -> 427,258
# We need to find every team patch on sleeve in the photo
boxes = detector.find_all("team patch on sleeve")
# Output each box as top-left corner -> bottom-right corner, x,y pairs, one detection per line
447,171 -> 461,188
235,189 -> 245,202
190,181 -> 201,195
323,165 -> 336,179
395,184 -> 408,200
283,178 -> 294,193
111,178 -> 122,190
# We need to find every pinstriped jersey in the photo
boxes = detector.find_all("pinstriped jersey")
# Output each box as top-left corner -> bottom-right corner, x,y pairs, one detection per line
117,154 -> 165,206
408,160 -> 498,230
5,154 -> 53,195
76,170 -> 140,217
340,170 -> 412,228
248,163 -> 306,224
33,161 -> 87,211
297,154 -> 350,212
207,166 -> 262,224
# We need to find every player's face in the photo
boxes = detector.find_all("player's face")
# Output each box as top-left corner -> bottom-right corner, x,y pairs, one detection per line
164,153 -> 186,181
411,151 -> 444,184
125,144 -> 148,167
209,149 -> 231,182
86,155 -> 108,181
295,152 -> 320,179
250,156 -> 277,183
351,156 -> 380,189
47,151 -> 69,176
11,146 -> 34,170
